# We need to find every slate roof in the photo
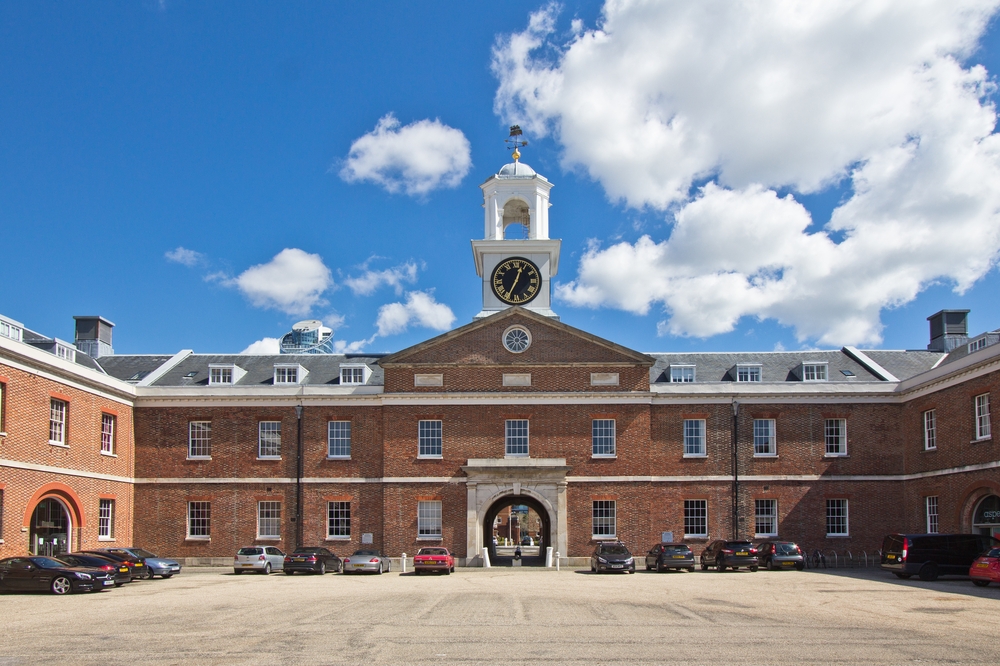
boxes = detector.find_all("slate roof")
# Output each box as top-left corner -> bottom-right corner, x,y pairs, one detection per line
98,355 -> 179,383
855,350 -> 945,380
648,350 -> 880,384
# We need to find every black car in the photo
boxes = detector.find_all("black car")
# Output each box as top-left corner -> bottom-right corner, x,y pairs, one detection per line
881,533 -> 1000,581
590,541 -> 636,574
283,547 -> 342,575
0,556 -> 116,594
700,540 -> 759,572
82,549 -> 149,579
757,541 -> 805,571
58,553 -> 132,586
645,543 -> 696,572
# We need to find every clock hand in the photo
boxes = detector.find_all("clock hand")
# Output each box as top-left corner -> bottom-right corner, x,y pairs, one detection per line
510,266 -> 524,292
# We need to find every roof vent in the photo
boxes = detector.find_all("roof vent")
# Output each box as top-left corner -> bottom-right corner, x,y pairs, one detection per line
927,310 -> 969,352
74,316 -> 115,358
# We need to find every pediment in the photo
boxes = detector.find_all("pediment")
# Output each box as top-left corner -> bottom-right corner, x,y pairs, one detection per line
379,308 -> 653,368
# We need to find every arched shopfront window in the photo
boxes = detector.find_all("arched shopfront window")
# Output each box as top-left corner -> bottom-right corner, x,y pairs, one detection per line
972,495 -> 1000,539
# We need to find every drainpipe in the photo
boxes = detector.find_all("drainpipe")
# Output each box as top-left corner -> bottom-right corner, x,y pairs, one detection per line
731,399 -> 740,540
295,404 -> 303,550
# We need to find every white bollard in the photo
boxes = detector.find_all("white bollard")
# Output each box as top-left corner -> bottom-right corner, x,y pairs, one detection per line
482,547 -> 491,568
401,553 -> 406,574
545,546 -> 554,568
555,552 -> 560,571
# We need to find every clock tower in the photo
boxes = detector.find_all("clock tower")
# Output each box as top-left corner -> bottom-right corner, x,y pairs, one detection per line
473,127 -> 561,319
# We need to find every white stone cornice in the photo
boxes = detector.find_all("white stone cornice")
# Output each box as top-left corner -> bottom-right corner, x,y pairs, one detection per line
1,458 -> 132,484
0,337 -> 135,403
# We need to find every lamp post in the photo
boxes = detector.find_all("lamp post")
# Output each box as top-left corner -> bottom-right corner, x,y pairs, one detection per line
731,400 -> 740,540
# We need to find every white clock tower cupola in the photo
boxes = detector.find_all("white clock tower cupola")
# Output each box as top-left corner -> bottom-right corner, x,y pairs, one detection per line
473,127 -> 561,319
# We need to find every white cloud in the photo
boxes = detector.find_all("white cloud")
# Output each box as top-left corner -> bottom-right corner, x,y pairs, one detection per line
332,337 -> 375,354
240,337 -> 281,354
344,261 -> 418,296
165,246 -> 203,267
376,291 -> 456,336
339,114 -> 472,196
495,1 -> 1000,345
229,248 -> 333,317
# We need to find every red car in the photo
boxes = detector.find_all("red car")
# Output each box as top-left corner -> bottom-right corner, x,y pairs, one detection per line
413,547 -> 455,575
969,547 -> 1000,586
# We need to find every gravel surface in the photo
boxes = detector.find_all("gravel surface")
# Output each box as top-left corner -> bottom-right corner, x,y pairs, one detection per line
2,566 -> 999,665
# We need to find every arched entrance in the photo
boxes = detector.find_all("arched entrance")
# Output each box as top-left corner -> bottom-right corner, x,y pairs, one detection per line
972,495 -> 1000,539
484,495 -> 551,567
30,498 -> 71,557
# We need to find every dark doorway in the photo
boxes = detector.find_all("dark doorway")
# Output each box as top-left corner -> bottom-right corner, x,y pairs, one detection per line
30,498 -> 69,557
484,495 -> 551,567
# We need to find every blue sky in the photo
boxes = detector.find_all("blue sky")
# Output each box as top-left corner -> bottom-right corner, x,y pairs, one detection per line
2,1 -> 998,356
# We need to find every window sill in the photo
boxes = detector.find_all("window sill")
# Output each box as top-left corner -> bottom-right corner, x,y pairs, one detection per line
0,431 -> 7,437
185,536 -> 211,542
100,451 -> 117,458
326,456 -> 351,461
972,437 -> 992,444
753,454 -> 777,458
682,454 -> 707,459
591,535 -> 617,541
257,456 -> 282,461
417,536 -> 443,541
255,537 -> 281,541
684,535 -> 708,540
504,454 -> 530,459
754,534 -> 777,539
186,456 -> 212,461
98,537 -> 115,542
923,447 -> 937,453
592,454 -> 617,459
326,536 -> 351,541
825,534 -> 850,538
49,441 -> 69,448
417,455 -> 443,460
823,454 -> 849,458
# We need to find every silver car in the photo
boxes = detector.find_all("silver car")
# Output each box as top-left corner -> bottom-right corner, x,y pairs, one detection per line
342,549 -> 391,574
234,546 -> 285,574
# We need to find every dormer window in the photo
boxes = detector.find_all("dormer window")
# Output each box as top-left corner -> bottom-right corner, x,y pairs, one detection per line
670,365 -> 695,383
209,364 -> 246,386
0,317 -> 23,342
969,336 -> 988,352
736,364 -> 761,382
54,341 -> 76,362
274,364 -> 306,385
802,362 -> 828,382
340,364 -> 369,385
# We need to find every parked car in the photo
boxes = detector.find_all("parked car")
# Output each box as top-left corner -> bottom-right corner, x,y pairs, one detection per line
969,547 -> 1000,587
413,547 -> 455,574
82,549 -> 149,579
94,547 -> 182,579
757,541 -> 805,571
645,543 -> 695,572
283,547 -> 342,575
590,541 -> 636,574
520,536 -> 534,546
58,552 -> 132,586
881,533 -> 999,581
700,540 -> 759,572
343,549 -> 391,574
234,546 -> 285,574
0,556 -> 115,594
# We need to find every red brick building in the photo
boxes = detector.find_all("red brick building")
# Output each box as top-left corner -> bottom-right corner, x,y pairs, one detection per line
1,159 -> 998,565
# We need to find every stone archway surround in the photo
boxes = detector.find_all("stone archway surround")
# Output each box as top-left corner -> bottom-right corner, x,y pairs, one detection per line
462,458 -> 570,565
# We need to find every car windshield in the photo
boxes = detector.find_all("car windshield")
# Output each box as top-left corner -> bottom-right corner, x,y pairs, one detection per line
775,543 -> 799,554
130,549 -> 157,559
353,550 -> 378,556
727,542 -> 753,548
663,545 -> 690,553
238,548 -> 263,555
32,557 -> 68,569
602,545 -> 630,555
418,548 -> 448,556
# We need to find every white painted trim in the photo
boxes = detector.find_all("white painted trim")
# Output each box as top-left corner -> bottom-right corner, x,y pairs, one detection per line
842,347 -> 899,382
0,347 -> 134,405
137,349 -> 192,386
0,458 -> 133,483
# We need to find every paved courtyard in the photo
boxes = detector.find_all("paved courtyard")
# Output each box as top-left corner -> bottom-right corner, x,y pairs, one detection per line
3,565 -> 1000,665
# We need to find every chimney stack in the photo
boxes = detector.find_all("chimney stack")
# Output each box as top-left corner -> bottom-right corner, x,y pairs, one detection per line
927,310 -> 969,352
74,316 -> 115,358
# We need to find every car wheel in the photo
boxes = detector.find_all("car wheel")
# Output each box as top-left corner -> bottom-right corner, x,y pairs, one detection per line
319,562 -> 326,575
450,565 -> 455,573
376,563 -> 383,575
262,563 -> 271,575
656,562 -> 665,573
750,566 -> 758,572
795,562 -> 804,571
444,567 -> 450,575
700,560 -> 708,571
894,573 -> 911,579
234,569 -> 243,575
163,574 -> 173,579
918,563 -> 938,581
285,570 -> 294,576
973,579 -> 990,587
687,567 -> 695,573
51,576 -> 72,595
766,558 -> 775,571
145,569 -> 155,580
717,558 -> 726,572
732,566 -> 740,571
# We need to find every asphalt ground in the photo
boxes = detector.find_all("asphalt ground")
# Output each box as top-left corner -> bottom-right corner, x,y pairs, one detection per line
2,565 -> 1000,665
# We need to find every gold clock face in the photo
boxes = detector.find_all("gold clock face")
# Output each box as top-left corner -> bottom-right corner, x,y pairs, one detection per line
491,257 -> 542,305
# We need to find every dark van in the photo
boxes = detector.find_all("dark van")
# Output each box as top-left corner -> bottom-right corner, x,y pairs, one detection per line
881,533 -> 999,581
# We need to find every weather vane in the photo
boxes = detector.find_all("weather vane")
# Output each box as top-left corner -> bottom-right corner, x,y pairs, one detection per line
505,125 -> 528,161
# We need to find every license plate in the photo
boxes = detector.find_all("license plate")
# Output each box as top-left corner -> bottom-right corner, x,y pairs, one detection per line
295,558 -> 305,562
976,562 -> 990,568
611,564 -> 623,568
886,554 -> 896,560
672,555 -> 685,559
103,579 -> 114,586
736,551 -> 748,556
242,563 -> 254,567
119,567 -> 128,573
353,564 -> 365,568
782,562 -> 794,567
